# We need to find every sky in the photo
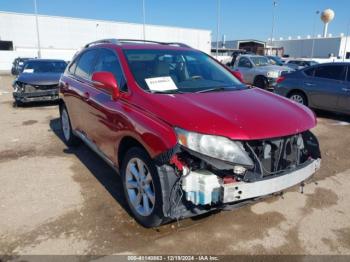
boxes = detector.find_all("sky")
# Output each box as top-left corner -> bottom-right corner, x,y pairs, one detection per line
1,0 -> 350,41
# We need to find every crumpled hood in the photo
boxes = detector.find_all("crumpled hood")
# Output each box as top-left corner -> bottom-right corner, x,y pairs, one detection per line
139,88 -> 316,140
16,73 -> 62,86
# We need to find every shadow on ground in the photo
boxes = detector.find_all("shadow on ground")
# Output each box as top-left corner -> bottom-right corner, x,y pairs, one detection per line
315,109 -> 350,123
13,100 -> 59,108
49,117 -> 133,218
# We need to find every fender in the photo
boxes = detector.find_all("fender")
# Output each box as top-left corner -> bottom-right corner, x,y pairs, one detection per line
114,99 -> 178,167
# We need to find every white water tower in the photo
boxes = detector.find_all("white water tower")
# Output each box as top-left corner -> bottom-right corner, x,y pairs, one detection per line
321,9 -> 335,38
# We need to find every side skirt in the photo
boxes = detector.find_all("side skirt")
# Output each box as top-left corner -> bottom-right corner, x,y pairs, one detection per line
73,130 -> 119,174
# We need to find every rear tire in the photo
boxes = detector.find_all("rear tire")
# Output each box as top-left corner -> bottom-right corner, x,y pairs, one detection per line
288,91 -> 308,106
253,76 -> 268,89
60,105 -> 80,146
121,147 -> 165,228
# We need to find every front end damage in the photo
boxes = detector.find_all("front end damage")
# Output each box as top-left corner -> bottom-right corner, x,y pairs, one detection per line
155,131 -> 321,220
13,81 -> 59,103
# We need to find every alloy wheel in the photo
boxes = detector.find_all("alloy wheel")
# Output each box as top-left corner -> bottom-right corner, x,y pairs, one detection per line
290,94 -> 305,105
125,157 -> 156,217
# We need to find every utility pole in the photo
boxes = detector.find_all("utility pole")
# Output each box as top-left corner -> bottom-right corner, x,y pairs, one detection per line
33,0 -> 41,58
343,20 -> 350,61
311,10 -> 320,59
216,0 -> 220,59
269,1 -> 277,55
142,0 -> 146,41
95,23 -> 99,40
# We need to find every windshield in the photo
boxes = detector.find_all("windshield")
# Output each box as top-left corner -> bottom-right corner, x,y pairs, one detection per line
251,56 -> 269,67
268,56 -> 283,66
123,49 -> 245,93
23,61 -> 67,73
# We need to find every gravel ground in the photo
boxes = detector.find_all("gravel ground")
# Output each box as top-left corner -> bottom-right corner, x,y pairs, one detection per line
0,74 -> 350,256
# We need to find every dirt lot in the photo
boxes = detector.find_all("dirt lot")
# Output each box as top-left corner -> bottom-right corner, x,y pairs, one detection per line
0,74 -> 350,256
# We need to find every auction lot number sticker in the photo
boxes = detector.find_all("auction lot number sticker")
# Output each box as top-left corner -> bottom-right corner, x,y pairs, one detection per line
145,76 -> 178,91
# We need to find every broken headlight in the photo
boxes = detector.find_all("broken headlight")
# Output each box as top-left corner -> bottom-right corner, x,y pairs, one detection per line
13,81 -> 24,92
175,127 -> 253,166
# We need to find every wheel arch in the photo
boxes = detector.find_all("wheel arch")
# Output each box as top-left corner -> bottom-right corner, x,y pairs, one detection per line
117,136 -> 151,168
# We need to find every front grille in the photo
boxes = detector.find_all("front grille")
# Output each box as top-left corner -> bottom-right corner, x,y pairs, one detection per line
281,70 -> 290,76
24,84 -> 58,93
245,133 -> 307,180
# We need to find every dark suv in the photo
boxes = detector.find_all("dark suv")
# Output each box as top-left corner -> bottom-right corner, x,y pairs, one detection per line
59,39 -> 321,227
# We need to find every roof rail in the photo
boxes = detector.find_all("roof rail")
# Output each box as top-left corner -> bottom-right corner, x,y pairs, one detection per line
118,39 -> 163,45
84,38 -> 191,49
118,39 -> 191,48
84,39 -> 120,48
166,42 -> 191,48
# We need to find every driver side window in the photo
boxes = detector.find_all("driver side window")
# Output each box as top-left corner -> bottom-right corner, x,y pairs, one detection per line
238,57 -> 252,68
94,49 -> 127,91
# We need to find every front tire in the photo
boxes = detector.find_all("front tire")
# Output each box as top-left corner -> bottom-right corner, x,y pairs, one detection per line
254,76 -> 268,89
60,105 -> 80,146
121,147 -> 165,228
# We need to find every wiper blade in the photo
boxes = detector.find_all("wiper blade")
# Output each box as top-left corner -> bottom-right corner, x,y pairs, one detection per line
149,89 -> 184,94
195,87 -> 227,93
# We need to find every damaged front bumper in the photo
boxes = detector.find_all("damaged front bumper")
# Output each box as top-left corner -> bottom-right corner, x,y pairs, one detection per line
13,89 -> 59,103
13,82 -> 59,103
156,130 -> 322,220
220,158 -> 320,203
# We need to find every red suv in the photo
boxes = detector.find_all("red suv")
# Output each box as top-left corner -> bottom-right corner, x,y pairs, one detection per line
59,39 -> 321,227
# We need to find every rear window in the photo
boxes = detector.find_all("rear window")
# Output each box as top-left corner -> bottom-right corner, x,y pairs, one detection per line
314,65 -> 346,81
75,50 -> 98,79
68,59 -> 78,74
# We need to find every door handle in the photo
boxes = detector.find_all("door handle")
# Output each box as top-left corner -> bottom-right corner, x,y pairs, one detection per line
82,92 -> 90,100
342,88 -> 350,92
304,82 -> 315,87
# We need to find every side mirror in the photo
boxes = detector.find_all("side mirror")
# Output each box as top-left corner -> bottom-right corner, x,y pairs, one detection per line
92,71 -> 119,100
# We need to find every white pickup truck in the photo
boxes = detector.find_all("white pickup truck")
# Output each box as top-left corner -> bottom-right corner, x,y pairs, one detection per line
233,54 -> 294,90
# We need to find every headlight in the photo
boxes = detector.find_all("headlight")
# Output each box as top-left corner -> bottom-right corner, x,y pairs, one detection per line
175,127 -> 253,166
267,71 -> 279,78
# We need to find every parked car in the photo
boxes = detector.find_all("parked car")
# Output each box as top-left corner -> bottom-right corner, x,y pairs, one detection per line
226,49 -> 248,67
11,57 -> 32,75
284,59 -> 318,70
59,39 -> 321,227
233,55 -> 294,90
13,59 -> 67,105
267,55 -> 284,66
275,62 -> 350,114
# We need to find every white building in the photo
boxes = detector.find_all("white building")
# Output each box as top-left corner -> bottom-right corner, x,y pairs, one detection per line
0,11 -> 211,72
270,36 -> 350,59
